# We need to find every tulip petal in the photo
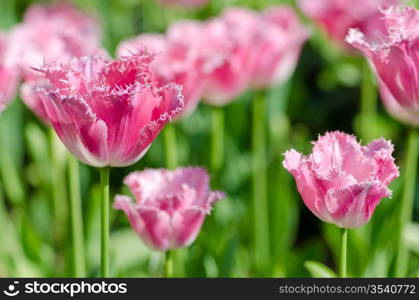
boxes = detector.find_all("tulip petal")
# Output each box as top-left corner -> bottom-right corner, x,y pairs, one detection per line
325,183 -> 390,228
38,89 -> 109,166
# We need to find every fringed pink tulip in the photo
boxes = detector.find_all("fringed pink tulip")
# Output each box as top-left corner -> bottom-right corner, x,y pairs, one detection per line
114,167 -> 224,251
9,3 -> 104,122
36,53 -> 184,167
346,6 -> 419,126
283,131 -> 399,228
249,6 -> 309,88
11,3 -> 102,80
0,32 -> 20,112
117,23 -> 204,117
298,0 -> 398,50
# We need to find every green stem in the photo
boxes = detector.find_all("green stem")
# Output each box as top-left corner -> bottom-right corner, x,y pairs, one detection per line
0,122 -> 25,207
211,107 -> 224,182
164,250 -> 174,278
339,228 -> 348,278
100,167 -> 110,277
50,130 -> 68,256
252,90 -> 270,275
0,185 -> 8,272
395,129 -> 419,277
163,123 -> 178,169
68,155 -> 86,277
360,59 -> 377,141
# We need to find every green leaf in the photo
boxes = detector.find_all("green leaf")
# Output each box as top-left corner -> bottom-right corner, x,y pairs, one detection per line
304,261 -> 337,278
25,123 -> 50,186
0,101 -> 26,205
406,223 -> 419,256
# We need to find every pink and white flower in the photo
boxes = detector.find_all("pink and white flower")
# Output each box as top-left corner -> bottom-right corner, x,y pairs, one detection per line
346,6 -> 419,126
283,131 -> 399,228
36,53 -> 184,167
199,12 -> 256,105
9,3 -> 104,122
114,167 -> 224,251
249,6 -> 309,88
201,6 -> 308,97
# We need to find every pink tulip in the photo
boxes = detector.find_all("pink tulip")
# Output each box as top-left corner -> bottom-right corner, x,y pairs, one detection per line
283,131 -> 399,228
0,32 -> 20,112
114,167 -> 224,251
346,6 -> 419,126
9,3 -> 103,122
157,0 -> 209,8
164,22 -> 205,115
36,53 -> 184,167
117,24 -> 204,117
249,6 -> 309,88
298,0 -> 398,50
200,12 -> 256,105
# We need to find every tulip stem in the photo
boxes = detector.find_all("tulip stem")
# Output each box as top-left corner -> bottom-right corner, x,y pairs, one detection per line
49,130 -> 68,272
68,155 -> 86,277
211,107 -> 224,183
360,59 -> 377,141
339,228 -> 348,278
100,166 -> 110,277
164,250 -> 174,278
252,90 -> 270,275
395,129 -> 419,277
163,123 -> 178,169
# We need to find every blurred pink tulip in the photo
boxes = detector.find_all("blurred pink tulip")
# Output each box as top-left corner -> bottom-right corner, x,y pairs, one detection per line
157,0 -> 209,8
201,6 -> 308,100
114,167 -> 224,251
9,3 -> 104,122
283,131 -> 399,228
164,22 -> 206,115
249,6 -> 309,88
298,0 -> 398,50
36,53 -> 184,167
117,24 -> 204,117
347,6 -> 419,126
200,12 -> 255,105
0,32 -> 20,112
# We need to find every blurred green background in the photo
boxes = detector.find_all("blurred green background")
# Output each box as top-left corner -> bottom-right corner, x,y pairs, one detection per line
0,0 -> 418,278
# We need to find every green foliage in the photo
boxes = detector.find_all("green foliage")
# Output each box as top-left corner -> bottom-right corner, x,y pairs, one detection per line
304,261 -> 337,278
